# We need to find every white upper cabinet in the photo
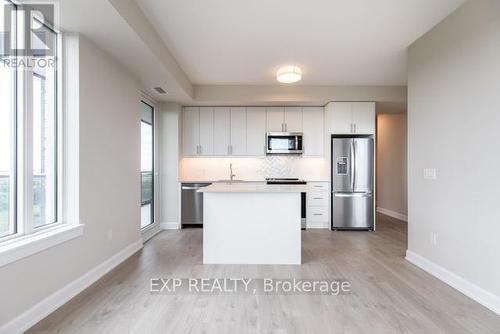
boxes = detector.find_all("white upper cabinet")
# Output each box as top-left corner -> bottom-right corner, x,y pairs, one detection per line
213,107 -> 230,155
352,102 -> 375,134
284,107 -> 303,132
230,107 -> 247,155
327,102 -> 375,135
246,107 -> 266,156
302,107 -> 324,156
183,105 -> 326,157
183,107 -> 200,156
329,102 -> 353,134
198,107 -> 214,155
266,107 -> 285,132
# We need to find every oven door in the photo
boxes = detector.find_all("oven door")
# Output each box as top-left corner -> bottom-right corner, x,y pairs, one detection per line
267,133 -> 303,154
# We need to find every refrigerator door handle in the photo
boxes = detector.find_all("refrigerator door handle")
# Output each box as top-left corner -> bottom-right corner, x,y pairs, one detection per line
353,140 -> 357,191
350,140 -> 355,191
334,192 -> 372,198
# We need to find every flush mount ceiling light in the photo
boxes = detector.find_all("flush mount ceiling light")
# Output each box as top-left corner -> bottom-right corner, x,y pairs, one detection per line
276,66 -> 302,84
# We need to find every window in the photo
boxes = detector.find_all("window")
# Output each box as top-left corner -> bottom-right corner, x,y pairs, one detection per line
0,0 -> 17,239
0,45 -> 16,238
140,101 -> 154,228
0,2 -> 60,242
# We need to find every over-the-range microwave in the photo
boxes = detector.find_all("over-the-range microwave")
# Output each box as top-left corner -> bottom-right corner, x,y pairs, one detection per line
266,132 -> 303,154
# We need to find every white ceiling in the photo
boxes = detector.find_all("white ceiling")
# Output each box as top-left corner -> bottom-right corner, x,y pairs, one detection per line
135,0 -> 464,86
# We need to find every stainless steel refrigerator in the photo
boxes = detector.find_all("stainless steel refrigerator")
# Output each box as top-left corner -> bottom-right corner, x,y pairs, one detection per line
331,136 -> 374,230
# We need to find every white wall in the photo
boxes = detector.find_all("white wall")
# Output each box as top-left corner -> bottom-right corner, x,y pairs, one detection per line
376,113 -> 407,219
408,0 -> 500,307
0,35 -> 142,327
158,103 -> 182,227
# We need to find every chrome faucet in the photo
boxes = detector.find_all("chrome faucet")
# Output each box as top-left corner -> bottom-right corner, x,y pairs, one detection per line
229,163 -> 236,182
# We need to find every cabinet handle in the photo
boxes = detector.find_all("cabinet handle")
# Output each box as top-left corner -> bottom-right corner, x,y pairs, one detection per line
354,123 -> 357,133
284,123 -> 288,132
196,145 -> 199,155
313,197 -> 323,200
313,213 -> 323,216
199,145 -> 203,154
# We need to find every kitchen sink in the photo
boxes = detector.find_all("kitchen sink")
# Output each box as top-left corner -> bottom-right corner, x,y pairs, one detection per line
215,179 -> 246,184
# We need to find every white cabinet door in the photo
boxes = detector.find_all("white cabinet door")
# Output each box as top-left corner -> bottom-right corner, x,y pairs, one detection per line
284,107 -> 302,132
213,107 -> 230,155
198,107 -> 214,155
183,107 -> 199,156
302,107 -> 324,156
352,102 -> 375,134
246,107 -> 267,156
330,102 -> 353,134
266,107 -> 285,132
230,107 -> 247,155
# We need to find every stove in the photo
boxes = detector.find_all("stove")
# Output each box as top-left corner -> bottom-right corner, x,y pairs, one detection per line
266,178 -> 307,185
265,178 -> 307,229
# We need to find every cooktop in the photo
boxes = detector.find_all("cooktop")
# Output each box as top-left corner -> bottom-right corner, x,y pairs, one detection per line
265,178 -> 307,185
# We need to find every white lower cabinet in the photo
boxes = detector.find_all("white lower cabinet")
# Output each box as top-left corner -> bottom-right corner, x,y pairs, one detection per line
306,182 -> 330,229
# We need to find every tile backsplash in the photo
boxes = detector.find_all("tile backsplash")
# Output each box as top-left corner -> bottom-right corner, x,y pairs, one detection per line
180,156 -> 329,181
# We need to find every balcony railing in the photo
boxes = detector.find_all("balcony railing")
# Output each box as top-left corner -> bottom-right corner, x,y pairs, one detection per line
0,173 -> 51,233
141,171 -> 153,206
0,175 -> 9,235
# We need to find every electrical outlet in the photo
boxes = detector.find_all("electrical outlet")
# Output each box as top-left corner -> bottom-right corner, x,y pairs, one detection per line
107,229 -> 113,241
424,168 -> 437,180
430,232 -> 437,246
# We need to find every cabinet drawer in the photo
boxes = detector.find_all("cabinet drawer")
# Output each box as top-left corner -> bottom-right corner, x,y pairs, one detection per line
308,182 -> 329,191
307,192 -> 329,206
306,206 -> 329,222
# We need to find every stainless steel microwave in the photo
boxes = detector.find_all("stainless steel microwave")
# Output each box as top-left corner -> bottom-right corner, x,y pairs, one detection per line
266,132 -> 303,154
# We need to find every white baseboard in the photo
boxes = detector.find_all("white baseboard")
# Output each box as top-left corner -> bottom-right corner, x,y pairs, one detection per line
405,250 -> 500,315
377,207 -> 408,222
141,224 -> 161,243
160,222 -> 180,230
0,239 -> 144,334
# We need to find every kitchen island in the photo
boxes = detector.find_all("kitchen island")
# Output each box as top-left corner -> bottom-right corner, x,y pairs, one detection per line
199,183 -> 310,265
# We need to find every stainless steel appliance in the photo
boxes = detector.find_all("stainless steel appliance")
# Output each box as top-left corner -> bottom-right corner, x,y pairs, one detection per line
331,136 -> 374,230
266,132 -> 303,154
181,183 -> 211,227
266,178 -> 307,229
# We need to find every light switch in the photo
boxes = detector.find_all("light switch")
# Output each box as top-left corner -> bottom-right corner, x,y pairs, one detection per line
424,168 -> 437,180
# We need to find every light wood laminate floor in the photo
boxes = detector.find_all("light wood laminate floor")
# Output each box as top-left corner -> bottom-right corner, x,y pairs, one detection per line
28,214 -> 500,333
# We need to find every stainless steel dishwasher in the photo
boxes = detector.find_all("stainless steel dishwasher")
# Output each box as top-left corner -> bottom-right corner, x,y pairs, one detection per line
181,183 -> 211,227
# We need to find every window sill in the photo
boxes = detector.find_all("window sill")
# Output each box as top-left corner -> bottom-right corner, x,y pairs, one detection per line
0,224 -> 84,267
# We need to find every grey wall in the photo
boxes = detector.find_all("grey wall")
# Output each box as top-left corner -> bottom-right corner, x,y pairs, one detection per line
0,35 -> 142,325
408,0 -> 500,298
376,113 -> 408,217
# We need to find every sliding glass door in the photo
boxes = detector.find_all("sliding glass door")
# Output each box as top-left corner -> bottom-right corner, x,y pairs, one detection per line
140,101 -> 154,228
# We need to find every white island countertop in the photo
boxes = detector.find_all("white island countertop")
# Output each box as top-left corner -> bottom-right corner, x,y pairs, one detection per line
198,183 -> 312,193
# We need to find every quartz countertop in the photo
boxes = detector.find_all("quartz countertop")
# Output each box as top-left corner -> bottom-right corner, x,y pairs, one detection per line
198,183 -> 312,193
